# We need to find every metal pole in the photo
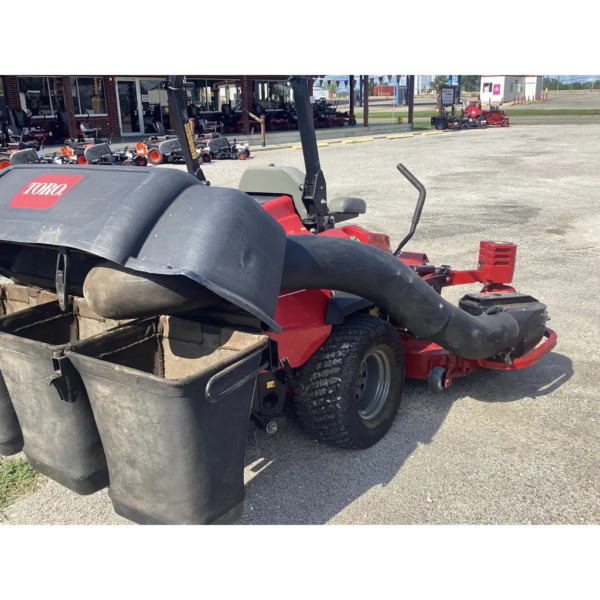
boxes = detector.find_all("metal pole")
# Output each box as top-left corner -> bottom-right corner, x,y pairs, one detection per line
408,75 -> 415,125
359,77 -> 363,108
363,75 -> 369,128
261,115 -> 266,147
241,75 -> 250,135
61,76 -> 78,140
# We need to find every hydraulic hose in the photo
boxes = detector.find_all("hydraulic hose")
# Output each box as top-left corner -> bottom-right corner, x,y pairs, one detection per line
281,235 -> 521,360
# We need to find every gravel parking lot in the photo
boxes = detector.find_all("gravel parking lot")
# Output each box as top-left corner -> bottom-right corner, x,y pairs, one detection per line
2,123 -> 599,525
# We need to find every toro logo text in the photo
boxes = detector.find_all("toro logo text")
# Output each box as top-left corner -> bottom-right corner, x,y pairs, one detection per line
10,174 -> 84,209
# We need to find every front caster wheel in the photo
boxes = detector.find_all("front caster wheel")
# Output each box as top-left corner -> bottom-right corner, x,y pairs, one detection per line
295,314 -> 405,449
428,367 -> 448,392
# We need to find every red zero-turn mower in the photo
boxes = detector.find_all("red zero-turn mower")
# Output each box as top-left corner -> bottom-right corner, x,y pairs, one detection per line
0,76 -> 555,526
464,101 -> 510,127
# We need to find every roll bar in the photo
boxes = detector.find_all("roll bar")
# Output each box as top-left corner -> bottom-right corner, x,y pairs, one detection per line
288,76 -> 329,232
165,76 -> 329,218
164,76 -> 208,184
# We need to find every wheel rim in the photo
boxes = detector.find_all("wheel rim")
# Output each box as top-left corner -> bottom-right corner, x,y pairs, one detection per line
149,150 -> 161,162
355,346 -> 392,420
0,160 -> 11,171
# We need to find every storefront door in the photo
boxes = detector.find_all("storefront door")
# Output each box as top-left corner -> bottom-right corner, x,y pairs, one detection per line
116,78 -> 143,135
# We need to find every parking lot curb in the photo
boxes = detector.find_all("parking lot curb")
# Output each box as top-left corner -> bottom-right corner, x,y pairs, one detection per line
386,133 -> 414,139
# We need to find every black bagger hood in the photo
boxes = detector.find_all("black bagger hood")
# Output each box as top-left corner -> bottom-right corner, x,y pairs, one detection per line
0,165 -> 286,332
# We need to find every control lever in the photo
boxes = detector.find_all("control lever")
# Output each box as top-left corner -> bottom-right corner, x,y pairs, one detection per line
393,163 -> 427,256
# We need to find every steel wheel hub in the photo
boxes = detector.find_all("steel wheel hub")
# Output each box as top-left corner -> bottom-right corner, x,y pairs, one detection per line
355,346 -> 392,421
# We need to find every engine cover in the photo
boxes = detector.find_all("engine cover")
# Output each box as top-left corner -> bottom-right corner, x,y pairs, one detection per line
459,292 -> 548,358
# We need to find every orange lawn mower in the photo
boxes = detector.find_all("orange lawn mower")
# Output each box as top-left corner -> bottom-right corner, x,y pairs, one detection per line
145,137 -> 212,166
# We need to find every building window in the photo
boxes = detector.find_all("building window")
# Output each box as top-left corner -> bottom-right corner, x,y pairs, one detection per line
18,77 -> 57,116
186,79 -> 241,112
71,77 -> 106,115
253,80 -> 294,110
18,76 -> 106,117
482,82 -> 493,93
510,82 -> 514,92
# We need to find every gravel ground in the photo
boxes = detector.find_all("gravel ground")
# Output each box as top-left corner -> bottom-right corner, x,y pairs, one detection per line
2,123 -> 600,524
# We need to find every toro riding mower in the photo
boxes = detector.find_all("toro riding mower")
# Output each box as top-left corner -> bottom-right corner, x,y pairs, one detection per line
431,105 -> 470,130
0,76 -> 555,526
463,101 -> 510,127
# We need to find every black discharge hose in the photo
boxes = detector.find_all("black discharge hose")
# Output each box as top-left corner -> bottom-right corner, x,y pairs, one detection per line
281,235 -> 521,360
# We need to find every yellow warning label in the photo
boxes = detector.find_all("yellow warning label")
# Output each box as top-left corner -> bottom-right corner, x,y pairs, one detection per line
184,122 -> 198,160
266,380 -> 276,389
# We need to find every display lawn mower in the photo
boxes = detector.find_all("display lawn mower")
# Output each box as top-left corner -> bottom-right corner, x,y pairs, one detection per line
313,98 -> 355,128
199,135 -> 250,160
463,101 -> 510,127
0,76 -> 555,526
144,136 -> 212,165
0,146 -> 62,171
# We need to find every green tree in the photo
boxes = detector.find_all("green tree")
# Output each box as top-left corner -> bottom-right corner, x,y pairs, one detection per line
326,81 -> 338,93
542,76 -> 599,91
431,75 -> 449,90
460,75 -> 481,92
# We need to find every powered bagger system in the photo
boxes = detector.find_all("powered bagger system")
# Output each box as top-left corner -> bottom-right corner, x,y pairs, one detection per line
0,76 -> 556,525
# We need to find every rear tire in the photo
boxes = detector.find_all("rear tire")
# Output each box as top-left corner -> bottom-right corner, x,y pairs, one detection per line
149,149 -> 164,165
295,314 -> 405,449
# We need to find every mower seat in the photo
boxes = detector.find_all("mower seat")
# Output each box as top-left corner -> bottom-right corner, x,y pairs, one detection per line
10,148 -> 40,165
84,143 -> 113,163
329,196 -> 366,222
80,122 -> 99,138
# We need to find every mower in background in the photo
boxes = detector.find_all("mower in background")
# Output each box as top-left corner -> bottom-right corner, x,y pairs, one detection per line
463,101 -> 510,127
199,136 -> 250,161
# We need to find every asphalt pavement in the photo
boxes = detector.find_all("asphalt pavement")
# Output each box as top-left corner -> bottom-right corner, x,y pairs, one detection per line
2,123 -> 600,525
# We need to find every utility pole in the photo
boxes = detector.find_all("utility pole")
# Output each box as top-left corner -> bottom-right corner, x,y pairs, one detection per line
556,76 -> 560,93
571,75 -> 574,91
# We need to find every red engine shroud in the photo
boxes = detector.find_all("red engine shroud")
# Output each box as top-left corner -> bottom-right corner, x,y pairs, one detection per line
261,195 -> 553,386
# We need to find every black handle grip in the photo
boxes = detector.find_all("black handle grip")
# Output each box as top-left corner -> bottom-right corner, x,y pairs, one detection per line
205,346 -> 266,403
393,163 -> 427,256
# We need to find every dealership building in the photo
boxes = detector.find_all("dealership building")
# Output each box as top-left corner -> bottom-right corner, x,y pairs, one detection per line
0,75 -> 417,139
0,75 -> 312,138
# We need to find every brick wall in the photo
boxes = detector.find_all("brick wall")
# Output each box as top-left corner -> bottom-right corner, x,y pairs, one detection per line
2,76 -> 21,110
